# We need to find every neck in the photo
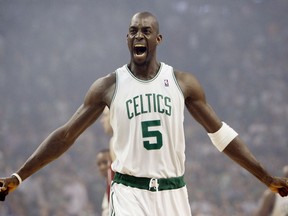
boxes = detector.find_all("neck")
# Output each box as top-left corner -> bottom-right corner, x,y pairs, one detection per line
128,61 -> 161,80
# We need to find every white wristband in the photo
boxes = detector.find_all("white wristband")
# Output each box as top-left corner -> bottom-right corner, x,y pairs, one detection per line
208,122 -> 238,152
12,173 -> 23,185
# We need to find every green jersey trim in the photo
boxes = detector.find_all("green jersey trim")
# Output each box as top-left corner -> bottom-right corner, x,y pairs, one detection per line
172,71 -> 185,98
125,63 -> 163,83
113,172 -> 186,192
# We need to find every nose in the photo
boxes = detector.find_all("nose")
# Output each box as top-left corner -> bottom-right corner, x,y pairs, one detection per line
135,31 -> 143,39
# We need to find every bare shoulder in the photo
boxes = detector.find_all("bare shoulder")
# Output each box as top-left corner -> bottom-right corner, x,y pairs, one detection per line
85,72 -> 116,107
174,70 -> 222,131
174,70 -> 205,102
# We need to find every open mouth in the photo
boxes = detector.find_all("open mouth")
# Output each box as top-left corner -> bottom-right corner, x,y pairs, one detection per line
134,44 -> 147,56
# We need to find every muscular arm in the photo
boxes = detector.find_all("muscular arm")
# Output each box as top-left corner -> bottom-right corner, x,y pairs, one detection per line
16,73 -> 116,181
175,70 -> 288,193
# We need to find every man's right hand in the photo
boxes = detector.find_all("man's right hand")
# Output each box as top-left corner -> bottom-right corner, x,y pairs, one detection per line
0,181 -> 9,201
0,176 -> 20,201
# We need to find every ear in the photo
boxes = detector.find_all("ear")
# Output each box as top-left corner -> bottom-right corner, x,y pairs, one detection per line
156,34 -> 162,45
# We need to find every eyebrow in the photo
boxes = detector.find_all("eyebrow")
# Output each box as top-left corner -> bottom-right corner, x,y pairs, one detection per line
129,26 -> 152,31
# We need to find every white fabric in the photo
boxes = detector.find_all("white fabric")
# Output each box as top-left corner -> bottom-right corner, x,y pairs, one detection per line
110,62 -> 186,178
207,122 -> 238,152
109,183 -> 192,216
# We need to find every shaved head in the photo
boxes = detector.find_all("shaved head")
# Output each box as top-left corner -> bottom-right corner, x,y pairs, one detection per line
130,11 -> 160,33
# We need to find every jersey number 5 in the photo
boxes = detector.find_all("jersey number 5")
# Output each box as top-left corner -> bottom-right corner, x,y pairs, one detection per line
141,120 -> 163,150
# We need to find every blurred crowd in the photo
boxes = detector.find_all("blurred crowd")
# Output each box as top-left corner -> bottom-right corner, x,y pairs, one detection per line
0,0 -> 287,215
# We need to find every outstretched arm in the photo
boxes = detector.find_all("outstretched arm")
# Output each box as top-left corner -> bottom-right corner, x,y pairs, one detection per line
175,70 -> 288,197
16,103 -> 105,181
0,73 -> 115,194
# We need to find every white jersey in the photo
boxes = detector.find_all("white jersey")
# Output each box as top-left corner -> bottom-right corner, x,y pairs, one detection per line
110,62 -> 185,178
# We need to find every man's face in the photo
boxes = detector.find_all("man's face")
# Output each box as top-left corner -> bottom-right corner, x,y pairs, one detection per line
96,152 -> 111,178
127,14 -> 162,65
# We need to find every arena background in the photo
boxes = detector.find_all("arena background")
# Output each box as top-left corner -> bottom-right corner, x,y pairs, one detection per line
0,0 -> 287,215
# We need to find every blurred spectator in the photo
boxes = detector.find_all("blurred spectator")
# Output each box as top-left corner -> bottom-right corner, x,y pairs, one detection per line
96,149 -> 114,216
100,106 -> 116,161
62,175 -> 92,216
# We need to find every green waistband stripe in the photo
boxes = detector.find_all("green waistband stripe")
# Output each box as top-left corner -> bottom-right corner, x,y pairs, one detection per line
113,172 -> 186,192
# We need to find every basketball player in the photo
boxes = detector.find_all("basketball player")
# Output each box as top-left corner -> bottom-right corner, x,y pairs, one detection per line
1,11 -> 288,215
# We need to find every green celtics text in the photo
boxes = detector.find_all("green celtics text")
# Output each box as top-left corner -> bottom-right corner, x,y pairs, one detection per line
126,93 -> 172,119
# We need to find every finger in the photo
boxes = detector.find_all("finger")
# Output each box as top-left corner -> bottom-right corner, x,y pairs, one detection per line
279,191 -> 286,197
269,186 -> 279,193
0,178 -> 10,191
0,183 -> 7,192
282,187 -> 288,194
0,181 -> 4,191
0,181 -> 9,201
278,187 -> 288,197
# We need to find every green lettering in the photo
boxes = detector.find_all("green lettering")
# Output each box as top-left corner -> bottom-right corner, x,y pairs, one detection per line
133,95 -> 140,116
157,94 -> 164,113
165,97 -> 172,116
146,94 -> 152,113
126,99 -> 133,119
140,95 -> 148,114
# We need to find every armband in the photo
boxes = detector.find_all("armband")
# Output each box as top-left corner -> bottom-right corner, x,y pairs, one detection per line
11,173 -> 22,185
207,122 -> 238,152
